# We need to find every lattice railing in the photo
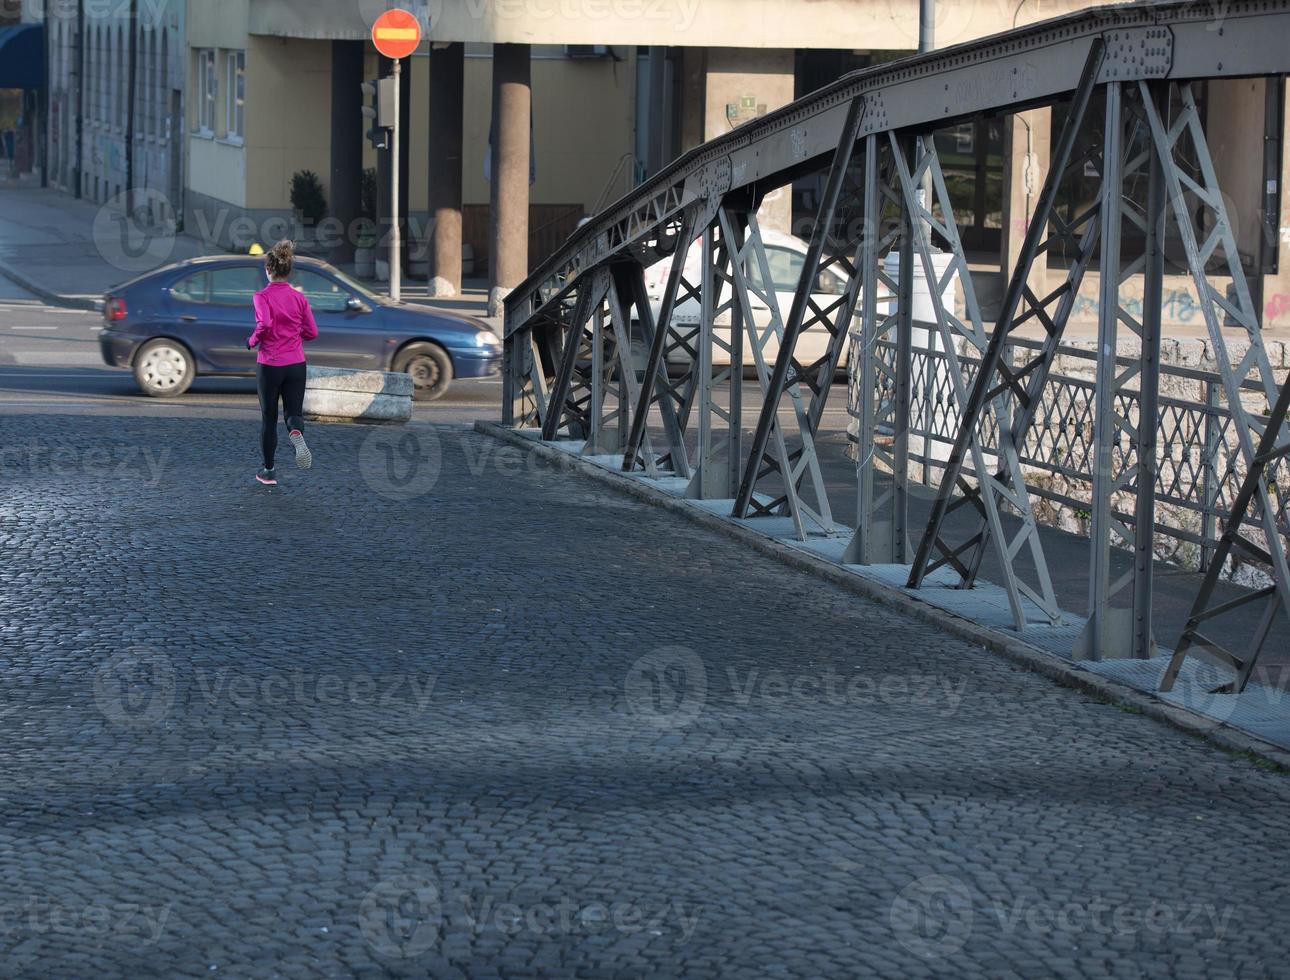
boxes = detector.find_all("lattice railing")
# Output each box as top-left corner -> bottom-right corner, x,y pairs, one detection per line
848,332 -> 1288,568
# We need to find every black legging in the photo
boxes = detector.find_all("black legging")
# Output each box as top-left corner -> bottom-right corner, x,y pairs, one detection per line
256,361 -> 307,469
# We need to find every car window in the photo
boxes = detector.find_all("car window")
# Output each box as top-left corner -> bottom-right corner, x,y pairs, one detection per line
289,269 -> 350,313
765,247 -> 805,292
817,267 -> 847,296
171,271 -> 209,303
208,267 -> 264,306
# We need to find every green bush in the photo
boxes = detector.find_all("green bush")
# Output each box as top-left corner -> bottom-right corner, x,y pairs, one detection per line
290,170 -> 327,225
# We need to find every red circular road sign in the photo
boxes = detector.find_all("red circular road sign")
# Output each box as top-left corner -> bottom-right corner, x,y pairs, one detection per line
371,9 -> 422,60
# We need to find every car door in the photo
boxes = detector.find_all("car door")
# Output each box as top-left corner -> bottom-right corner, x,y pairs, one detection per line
763,245 -> 846,366
287,268 -> 384,369
201,266 -> 265,373
159,269 -> 218,370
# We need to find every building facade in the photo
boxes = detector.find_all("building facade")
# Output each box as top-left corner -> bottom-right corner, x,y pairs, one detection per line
44,0 -> 186,228
26,0 -> 1290,331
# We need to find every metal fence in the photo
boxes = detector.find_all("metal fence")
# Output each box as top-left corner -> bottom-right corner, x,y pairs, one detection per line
848,331 -> 1289,573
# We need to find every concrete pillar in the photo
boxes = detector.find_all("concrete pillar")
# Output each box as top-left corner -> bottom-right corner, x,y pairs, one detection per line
1207,78 -> 1266,267
329,40 -> 364,265
488,43 -> 530,318
428,42 -> 464,297
704,48 -> 795,234
1001,107 -> 1051,298
1266,78 -> 1290,332
678,48 -> 706,155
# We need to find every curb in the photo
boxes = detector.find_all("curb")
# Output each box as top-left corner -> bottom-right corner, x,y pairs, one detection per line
0,257 -> 99,312
474,419 -> 1290,773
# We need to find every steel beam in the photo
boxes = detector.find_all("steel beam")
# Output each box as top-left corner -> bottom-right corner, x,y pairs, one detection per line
721,206 -> 833,540
734,96 -> 865,522
541,282 -> 601,442
1079,82 -> 1162,661
893,129 -> 1060,628
686,218 -> 746,500
844,134 -> 909,564
621,209 -> 700,477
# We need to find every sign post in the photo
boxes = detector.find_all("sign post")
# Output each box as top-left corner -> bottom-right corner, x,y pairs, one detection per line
371,9 -> 423,302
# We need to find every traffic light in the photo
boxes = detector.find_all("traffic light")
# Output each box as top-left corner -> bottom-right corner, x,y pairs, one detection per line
360,78 -> 396,150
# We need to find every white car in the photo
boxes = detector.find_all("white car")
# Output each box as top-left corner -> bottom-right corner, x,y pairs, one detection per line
641,228 -> 888,372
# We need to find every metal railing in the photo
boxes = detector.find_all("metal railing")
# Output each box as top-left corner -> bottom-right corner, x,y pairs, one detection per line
848,332 -> 1288,572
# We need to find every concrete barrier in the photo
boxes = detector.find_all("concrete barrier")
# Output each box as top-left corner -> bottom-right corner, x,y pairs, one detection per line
303,366 -> 413,424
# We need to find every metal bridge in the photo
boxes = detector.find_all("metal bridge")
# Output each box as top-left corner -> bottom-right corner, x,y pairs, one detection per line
501,0 -> 1290,696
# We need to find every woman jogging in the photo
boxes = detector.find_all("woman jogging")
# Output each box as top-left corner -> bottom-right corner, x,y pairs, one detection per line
247,240 -> 316,485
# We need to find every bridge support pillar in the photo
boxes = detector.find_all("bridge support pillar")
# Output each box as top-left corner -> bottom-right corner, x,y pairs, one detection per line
489,43 -> 531,318
428,42 -> 464,298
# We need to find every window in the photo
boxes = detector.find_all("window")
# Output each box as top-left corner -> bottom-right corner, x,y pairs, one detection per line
141,30 -> 152,138
158,30 -> 169,140
208,267 -> 265,306
171,271 -> 209,303
196,48 -> 216,135
764,247 -> 806,292
226,50 -> 245,143
289,269 -> 351,313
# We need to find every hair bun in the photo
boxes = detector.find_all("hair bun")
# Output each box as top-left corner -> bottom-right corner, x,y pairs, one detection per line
265,239 -> 296,278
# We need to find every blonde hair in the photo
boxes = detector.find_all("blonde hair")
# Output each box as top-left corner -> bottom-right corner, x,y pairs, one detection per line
265,239 -> 295,280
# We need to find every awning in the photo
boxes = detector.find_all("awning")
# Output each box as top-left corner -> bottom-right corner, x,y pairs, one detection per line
0,23 -> 44,90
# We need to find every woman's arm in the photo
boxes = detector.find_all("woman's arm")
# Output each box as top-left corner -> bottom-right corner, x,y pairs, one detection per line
300,296 -> 319,342
248,293 -> 269,349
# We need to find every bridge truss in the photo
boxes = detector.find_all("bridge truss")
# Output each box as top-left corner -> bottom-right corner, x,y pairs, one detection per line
503,0 -> 1290,689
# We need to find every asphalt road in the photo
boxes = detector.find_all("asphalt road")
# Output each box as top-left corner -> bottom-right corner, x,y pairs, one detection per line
0,289 -> 503,427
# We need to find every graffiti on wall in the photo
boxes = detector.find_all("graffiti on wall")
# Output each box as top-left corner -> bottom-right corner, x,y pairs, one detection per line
1070,287 -> 1202,325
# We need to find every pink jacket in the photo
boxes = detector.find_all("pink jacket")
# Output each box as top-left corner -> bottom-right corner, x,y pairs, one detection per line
249,281 -> 319,366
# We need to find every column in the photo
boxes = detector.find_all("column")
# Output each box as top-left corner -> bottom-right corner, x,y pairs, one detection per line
1001,107 -> 1051,298
329,40 -> 364,265
488,43 -> 531,318
428,42 -> 464,298
703,48 -> 795,234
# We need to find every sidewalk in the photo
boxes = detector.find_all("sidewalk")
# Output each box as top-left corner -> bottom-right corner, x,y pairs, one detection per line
0,186 -> 494,324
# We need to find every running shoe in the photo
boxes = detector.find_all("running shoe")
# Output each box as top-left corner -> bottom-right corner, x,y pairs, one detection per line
289,429 -> 312,470
256,467 -> 278,486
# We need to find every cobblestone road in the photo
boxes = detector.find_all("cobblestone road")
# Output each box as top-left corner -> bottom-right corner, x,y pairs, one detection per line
2,413 -> 1289,978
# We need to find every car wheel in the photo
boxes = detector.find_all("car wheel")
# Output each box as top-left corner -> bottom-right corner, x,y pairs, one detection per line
134,339 -> 195,397
394,343 -> 453,401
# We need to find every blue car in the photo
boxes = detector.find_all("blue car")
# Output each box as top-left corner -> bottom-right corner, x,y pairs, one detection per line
99,256 -> 502,401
